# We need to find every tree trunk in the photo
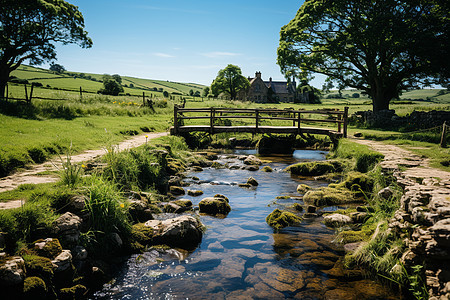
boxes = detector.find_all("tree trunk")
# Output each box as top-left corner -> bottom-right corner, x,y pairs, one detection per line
0,68 -> 9,100
370,82 -> 398,112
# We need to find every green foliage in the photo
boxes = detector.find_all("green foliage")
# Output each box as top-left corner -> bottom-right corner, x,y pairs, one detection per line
22,255 -> 54,282
49,63 -> 66,74
0,0 -> 92,98
331,139 -> 384,172
99,75 -> 124,96
58,146 -> 84,188
285,160 -> 343,176
23,276 -> 48,299
83,175 -> 131,236
266,209 -> 302,230
211,64 -> 250,100
277,0 -> 449,111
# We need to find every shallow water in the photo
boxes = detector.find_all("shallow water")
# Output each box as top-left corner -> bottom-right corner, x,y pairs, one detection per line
94,150 -> 400,300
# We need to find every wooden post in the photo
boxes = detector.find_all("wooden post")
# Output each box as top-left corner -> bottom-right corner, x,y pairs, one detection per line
338,111 -> 342,133
79,87 -> 83,100
29,83 -> 34,103
440,121 -> 448,148
143,92 -> 145,106
5,83 -> 8,101
255,109 -> 259,133
210,107 -> 215,134
24,83 -> 28,103
343,106 -> 349,138
173,105 -> 178,135
293,112 -> 296,127
297,112 -> 301,134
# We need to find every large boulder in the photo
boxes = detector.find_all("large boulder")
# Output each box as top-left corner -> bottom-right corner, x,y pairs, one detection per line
199,197 -> 231,216
129,199 -> 153,222
0,256 -> 26,286
53,212 -> 82,248
324,214 -> 353,228
144,216 -> 203,249
169,186 -> 185,196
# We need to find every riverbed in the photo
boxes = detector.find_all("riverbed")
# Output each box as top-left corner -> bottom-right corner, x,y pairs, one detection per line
93,150 -> 400,299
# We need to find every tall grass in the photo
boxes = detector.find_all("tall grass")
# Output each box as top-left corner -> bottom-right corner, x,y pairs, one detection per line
330,139 -> 384,172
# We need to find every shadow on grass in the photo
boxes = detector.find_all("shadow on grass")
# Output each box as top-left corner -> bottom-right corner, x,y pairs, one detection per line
0,100 -> 77,120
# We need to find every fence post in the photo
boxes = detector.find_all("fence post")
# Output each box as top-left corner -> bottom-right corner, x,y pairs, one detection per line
337,109 -> 342,133
292,112 -> 296,127
343,106 -> 349,138
255,109 -> 259,133
143,92 -> 145,106
297,112 -> 301,134
24,83 -> 29,103
440,121 -> 448,148
29,83 -> 34,103
79,87 -> 83,100
210,107 -> 215,134
173,105 -> 178,135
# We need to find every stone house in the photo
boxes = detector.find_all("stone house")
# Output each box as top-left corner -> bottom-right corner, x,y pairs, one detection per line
238,72 -> 298,103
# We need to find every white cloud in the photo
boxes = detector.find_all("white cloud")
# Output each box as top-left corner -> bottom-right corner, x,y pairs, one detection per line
153,53 -> 175,58
201,52 -> 241,58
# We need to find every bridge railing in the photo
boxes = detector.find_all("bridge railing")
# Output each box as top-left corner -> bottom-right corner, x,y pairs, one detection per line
172,106 -> 348,137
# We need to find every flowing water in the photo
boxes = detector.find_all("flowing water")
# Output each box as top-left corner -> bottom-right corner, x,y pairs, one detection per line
94,150 -> 400,300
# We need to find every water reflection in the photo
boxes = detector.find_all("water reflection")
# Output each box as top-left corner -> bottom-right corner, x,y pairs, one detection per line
93,150 -> 400,300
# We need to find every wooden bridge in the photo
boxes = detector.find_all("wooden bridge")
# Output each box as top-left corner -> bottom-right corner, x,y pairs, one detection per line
170,106 -> 348,139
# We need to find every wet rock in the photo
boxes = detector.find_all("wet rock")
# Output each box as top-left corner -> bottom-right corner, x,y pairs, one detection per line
0,256 -> 26,286
52,249 -> 72,272
169,186 -> 185,196
164,199 -> 192,213
323,213 -> 352,228
266,209 -> 302,230
129,199 -> 153,222
199,197 -> 231,216
303,187 -> 355,206
53,212 -> 81,248
292,203 -> 303,212
229,164 -> 241,170
144,215 -> 203,249
214,194 -> 229,202
72,246 -> 88,261
244,155 -> 262,166
262,166 -> 273,172
191,166 -> 203,172
306,205 -> 317,213
238,183 -> 252,188
242,165 -> 259,171
168,176 -> 183,187
187,189 -> 204,196
246,177 -> 259,186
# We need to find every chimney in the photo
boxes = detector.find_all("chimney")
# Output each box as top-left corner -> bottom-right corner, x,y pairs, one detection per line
269,77 -> 272,83
255,71 -> 261,79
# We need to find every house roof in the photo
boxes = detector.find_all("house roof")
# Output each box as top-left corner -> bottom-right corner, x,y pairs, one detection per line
265,81 -> 295,94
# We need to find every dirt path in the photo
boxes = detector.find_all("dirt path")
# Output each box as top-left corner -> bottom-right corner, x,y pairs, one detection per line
352,138 -> 450,199
0,132 -> 168,209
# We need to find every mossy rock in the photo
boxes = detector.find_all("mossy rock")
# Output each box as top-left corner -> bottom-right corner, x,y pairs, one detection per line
266,209 -> 302,230
187,190 -> 204,197
23,276 -> 47,299
276,195 -> 290,199
297,184 -> 311,193
169,186 -> 185,196
285,160 -> 343,176
211,161 -> 225,169
214,194 -> 229,202
172,199 -> 193,208
292,203 -> 303,212
33,238 -> 62,259
199,197 -> 231,216
303,187 -> 356,206
23,255 -> 54,281
59,284 -> 87,300
130,223 -> 155,252
262,166 -> 273,172
335,223 -> 376,244
338,172 -> 374,196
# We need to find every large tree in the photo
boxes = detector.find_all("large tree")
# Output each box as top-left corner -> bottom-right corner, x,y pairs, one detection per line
0,0 -> 92,99
277,0 -> 449,112
211,64 -> 250,100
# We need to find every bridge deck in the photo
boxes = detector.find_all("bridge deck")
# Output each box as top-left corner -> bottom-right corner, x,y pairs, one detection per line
170,125 -> 343,136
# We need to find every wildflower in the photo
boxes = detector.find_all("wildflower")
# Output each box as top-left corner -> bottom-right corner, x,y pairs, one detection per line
145,135 -> 148,138
81,164 -> 86,169
120,203 -> 125,208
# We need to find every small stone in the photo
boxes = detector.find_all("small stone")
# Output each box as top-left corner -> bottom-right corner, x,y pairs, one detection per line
52,250 -> 72,272
323,214 -> 352,228
378,187 -> 394,200
242,165 -> 259,171
246,177 -> 259,186
187,190 -> 204,197
244,155 -> 262,166
169,186 -> 185,196
354,132 -> 363,137
199,197 -> 231,216
239,183 -> 252,188
262,166 -> 273,172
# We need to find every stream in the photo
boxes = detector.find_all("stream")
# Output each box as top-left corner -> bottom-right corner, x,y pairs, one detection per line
93,150 -> 400,299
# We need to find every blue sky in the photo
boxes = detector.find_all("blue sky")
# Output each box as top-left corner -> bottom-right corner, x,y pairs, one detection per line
47,0 -> 326,87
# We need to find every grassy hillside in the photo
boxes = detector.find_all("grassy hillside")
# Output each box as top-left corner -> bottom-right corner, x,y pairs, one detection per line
10,65 -> 206,97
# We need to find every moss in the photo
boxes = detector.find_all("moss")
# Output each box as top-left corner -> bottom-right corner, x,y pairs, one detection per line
23,255 -> 54,281
169,186 -> 185,195
211,161 -> 225,169
266,209 -> 302,230
303,187 -> 356,206
59,284 -> 87,300
335,223 -> 376,244
285,160 -> 343,176
297,184 -> 311,193
130,223 -> 154,252
199,197 -> 231,216
214,194 -> 229,202
276,195 -> 290,199
262,166 -> 273,172
166,157 -> 186,175
338,171 -> 374,196
323,208 -> 357,217
187,190 -> 203,196
23,276 -> 47,299
32,238 -> 62,259
292,203 -> 303,212
172,199 -> 193,208
147,203 -> 162,214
